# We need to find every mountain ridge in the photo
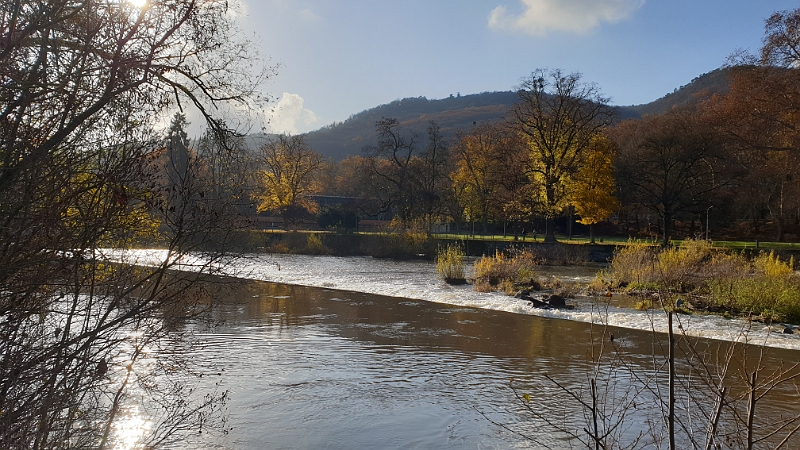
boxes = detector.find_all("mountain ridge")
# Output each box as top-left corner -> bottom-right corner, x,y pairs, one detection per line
302,68 -> 732,161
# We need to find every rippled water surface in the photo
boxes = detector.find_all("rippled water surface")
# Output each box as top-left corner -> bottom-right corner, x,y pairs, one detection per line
177,282 -> 596,449
112,252 -> 800,448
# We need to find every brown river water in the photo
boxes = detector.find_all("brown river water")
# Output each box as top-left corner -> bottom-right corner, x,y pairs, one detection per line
103,253 -> 800,449
109,276 -> 800,449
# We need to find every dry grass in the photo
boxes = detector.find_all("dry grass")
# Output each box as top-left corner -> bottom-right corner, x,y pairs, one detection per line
436,244 -> 465,283
602,240 -> 800,323
604,239 -> 713,292
473,248 -> 538,293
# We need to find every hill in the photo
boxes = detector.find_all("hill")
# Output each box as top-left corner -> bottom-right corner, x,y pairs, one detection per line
623,67 -> 731,117
303,68 -> 733,161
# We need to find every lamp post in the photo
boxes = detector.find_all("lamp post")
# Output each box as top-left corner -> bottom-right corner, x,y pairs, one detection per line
706,205 -> 713,241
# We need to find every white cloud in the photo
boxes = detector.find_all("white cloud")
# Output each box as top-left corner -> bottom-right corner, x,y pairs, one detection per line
298,8 -> 321,23
488,0 -> 644,36
268,93 -> 319,135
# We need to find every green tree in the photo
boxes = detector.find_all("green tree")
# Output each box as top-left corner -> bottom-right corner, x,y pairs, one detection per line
510,69 -> 614,243
166,112 -> 192,187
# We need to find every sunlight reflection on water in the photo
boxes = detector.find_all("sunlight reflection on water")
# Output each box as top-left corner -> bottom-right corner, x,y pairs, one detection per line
112,406 -> 151,450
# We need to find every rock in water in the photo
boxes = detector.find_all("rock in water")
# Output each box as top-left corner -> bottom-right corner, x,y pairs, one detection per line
547,294 -> 567,308
529,297 -> 548,308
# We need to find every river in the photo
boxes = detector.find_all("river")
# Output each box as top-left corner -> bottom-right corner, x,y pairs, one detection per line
112,253 -> 800,449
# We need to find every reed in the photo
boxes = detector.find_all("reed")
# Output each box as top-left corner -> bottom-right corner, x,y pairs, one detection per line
436,244 -> 466,284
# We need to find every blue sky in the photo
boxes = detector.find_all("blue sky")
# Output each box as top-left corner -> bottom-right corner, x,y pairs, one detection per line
234,0 -> 798,135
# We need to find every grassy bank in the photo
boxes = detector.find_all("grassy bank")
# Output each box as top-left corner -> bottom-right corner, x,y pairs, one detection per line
243,229 -> 617,262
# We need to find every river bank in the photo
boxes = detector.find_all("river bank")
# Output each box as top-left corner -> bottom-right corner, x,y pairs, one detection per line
247,230 -> 618,263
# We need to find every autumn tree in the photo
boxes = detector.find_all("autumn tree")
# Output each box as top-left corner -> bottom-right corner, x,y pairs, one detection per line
449,122 -> 532,234
510,69 -> 614,243
451,123 -> 507,232
253,134 -> 323,228
0,1 -> 270,447
613,107 -> 728,246
706,8 -> 800,240
494,131 -> 537,236
761,8 -> 800,68
570,134 -> 620,244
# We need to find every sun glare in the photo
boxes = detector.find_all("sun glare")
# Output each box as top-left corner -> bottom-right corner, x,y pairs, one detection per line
128,0 -> 147,7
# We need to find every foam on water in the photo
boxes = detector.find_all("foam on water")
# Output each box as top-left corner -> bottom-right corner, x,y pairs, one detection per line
121,250 -> 800,351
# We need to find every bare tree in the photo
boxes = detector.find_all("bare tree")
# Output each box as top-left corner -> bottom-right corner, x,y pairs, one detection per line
612,107 -> 729,246
0,1 -> 271,448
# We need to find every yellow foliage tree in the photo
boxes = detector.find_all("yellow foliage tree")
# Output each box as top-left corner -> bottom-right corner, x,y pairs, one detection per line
511,69 -> 614,242
253,134 -> 323,228
570,135 -> 619,243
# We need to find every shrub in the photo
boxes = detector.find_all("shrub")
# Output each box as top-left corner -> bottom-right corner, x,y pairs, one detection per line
436,244 -> 465,283
587,275 -> 609,294
605,239 -> 713,292
634,299 -> 653,310
655,239 -> 712,291
707,251 -> 800,323
473,248 -> 538,292
606,239 -> 657,288
602,242 -> 800,323
754,251 -> 794,278
701,251 -> 749,280
306,233 -> 331,255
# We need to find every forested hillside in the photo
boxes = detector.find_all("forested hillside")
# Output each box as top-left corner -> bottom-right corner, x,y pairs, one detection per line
304,69 -> 733,161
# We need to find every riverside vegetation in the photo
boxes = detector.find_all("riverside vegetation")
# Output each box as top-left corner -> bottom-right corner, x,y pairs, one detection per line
594,239 -> 800,324
435,244 -> 466,284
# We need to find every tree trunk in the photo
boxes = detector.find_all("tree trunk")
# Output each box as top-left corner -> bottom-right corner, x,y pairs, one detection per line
567,206 -> 574,240
544,217 -> 557,243
775,216 -> 785,242
589,223 -> 595,244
